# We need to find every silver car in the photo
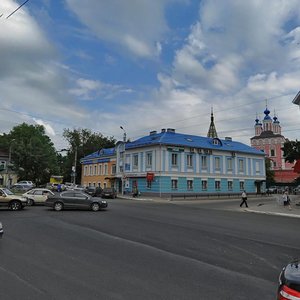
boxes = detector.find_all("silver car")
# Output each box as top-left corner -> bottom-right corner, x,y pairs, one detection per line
23,188 -> 55,206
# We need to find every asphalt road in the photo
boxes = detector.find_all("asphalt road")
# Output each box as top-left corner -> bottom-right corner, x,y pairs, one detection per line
0,198 -> 299,300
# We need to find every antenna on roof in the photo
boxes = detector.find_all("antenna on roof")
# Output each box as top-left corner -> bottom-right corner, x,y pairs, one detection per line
6,0 -> 30,19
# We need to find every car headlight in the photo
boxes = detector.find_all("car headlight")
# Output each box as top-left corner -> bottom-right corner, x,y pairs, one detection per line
101,201 -> 107,203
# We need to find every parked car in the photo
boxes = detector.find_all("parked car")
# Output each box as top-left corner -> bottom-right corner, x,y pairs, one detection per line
10,184 -> 31,193
278,259 -> 300,299
0,187 -> 27,210
101,187 -> 117,199
267,186 -> 277,194
17,180 -> 34,186
0,222 -> 3,238
45,191 -> 108,211
23,188 -> 55,206
293,186 -> 300,195
85,186 -> 103,197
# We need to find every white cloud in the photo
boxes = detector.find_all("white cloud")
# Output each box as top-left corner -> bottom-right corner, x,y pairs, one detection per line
65,0 -> 182,59
33,118 -> 56,136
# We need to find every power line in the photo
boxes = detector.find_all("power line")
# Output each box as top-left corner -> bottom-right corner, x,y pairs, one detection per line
6,0 -> 30,19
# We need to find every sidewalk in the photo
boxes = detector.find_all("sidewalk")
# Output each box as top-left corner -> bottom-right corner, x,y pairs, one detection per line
118,194 -> 300,219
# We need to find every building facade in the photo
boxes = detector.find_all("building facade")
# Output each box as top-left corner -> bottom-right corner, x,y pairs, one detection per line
114,128 -> 266,196
80,148 -> 117,188
250,106 -> 295,184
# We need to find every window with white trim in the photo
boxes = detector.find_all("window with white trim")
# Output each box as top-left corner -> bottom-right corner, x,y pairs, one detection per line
228,181 -> 233,191
187,180 -> 193,190
238,159 -> 244,172
215,157 -> 221,170
201,156 -> 207,169
133,154 -> 139,168
187,154 -> 193,167
171,153 -> 178,166
202,180 -> 207,191
89,165 -> 93,176
171,179 -> 178,190
146,152 -> 152,167
94,165 -> 97,176
239,181 -> 244,190
215,180 -> 220,191
227,158 -> 233,171
104,164 -> 108,175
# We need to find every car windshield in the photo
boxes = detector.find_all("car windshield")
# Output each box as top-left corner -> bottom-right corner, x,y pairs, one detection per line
2,188 -> 14,195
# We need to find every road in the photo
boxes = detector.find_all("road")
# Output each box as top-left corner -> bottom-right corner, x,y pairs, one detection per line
0,198 -> 299,300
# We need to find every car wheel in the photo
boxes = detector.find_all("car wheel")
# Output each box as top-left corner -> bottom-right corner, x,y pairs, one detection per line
27,199 -> 34,206
91,203 -> 100,212
53,202 -> 63,211
10,200 -> 22,211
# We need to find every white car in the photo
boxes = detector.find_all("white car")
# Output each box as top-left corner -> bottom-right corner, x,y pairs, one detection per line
23,188 -> 54,206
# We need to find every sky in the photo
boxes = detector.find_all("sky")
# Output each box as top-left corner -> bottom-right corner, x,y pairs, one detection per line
0,0 -> 300,150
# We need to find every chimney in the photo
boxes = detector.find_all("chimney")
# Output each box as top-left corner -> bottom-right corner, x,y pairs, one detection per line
149,131 -> 157,135
167,128 -> 175,133
225,137 -> 232,141
161,128 -> 166,133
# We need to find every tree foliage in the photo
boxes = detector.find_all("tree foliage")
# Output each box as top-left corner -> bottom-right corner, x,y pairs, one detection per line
282,140 -> 300,163
0,123 -> 59,184
61,128 -> 116,183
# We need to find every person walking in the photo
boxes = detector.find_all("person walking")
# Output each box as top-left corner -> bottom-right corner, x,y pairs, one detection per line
240,190 -> 248,208
282,190 -> 292,210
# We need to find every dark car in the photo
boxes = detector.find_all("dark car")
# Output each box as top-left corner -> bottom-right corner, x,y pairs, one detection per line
45,191 -> 108,212
85,186 -> 103,197
101,188 -> 117,199
278,259 -> 300,299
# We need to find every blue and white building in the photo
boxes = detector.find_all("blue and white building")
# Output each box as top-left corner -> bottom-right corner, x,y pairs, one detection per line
115,128 -> 266,196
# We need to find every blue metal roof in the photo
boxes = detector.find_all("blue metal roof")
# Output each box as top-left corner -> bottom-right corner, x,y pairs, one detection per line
126,131 -> 264,156
81,147 -> 115,162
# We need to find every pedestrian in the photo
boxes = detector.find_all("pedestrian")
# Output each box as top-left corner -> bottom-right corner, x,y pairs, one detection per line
240,190 -> 248,208
282,190 -> 292,210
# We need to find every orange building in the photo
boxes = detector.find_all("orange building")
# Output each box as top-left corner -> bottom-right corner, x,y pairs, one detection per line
80,148 -> 117,189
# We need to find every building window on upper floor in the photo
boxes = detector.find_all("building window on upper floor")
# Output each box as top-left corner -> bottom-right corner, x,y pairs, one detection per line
228,180 -> 233,191
89,165 -> 93,176
273,161 -> 276,168
133,154 -> 139,168
202,180 -> 207,191
94,165 -> 97,176
171,179 -> 178,190
84,166 -> 88,176
171,153 -> 178,166
187,154 -> 193,167
112,164 -> 116,175
227,157 -> 233,171
187,179 -> 193,190
239,181 -> 244,190
146,152 -> 152,167
215,180 -> 221,191
270,149 -> 275,157
104,164 -> 108,175
98,165 -> 102,175
201,156 -> 207,169
255,161 -> 260,174
238,159 -> 244,172
215,157 -> 221,170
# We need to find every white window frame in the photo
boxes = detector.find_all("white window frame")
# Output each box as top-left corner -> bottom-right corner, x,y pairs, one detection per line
202,180 -> 207,191
215,180 -> 221,191
215,157 -> 221,170
171,153 -> 178,166
146,152 -> 152,167
201,156 -> 207,169
187,179 -> 193,190
171,179 -> 178,190
187,154 -> 193,167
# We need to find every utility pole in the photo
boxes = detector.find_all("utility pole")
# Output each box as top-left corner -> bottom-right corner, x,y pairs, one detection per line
120,126 -> 126,195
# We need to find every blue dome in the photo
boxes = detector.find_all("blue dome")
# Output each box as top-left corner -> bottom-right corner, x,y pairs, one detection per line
264,107 -> 271,120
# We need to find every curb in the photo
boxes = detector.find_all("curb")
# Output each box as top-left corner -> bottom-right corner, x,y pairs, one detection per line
244,209 -> 300,219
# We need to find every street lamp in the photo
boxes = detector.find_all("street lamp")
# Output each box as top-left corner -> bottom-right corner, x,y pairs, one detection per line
120,126 -> 127,195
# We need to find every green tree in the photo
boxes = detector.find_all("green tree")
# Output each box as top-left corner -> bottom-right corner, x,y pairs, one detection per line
0,123 -> 59,185
62,128 -> 116,183
265,158 -> 275,187
282,140 -> 300,163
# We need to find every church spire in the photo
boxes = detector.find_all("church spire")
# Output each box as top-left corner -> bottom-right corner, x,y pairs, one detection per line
207,107 -> 218,138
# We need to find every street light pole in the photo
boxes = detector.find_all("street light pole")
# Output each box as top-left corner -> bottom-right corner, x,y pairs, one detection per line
120,126 -> 126,195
